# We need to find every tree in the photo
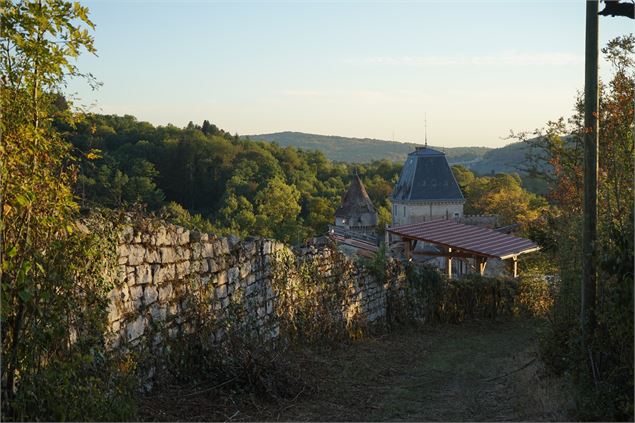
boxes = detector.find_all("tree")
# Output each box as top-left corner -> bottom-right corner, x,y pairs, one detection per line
462,173 -> 547,228
1,0 -> 101,410
254,177 -> 301,241
527,35 -> 634,420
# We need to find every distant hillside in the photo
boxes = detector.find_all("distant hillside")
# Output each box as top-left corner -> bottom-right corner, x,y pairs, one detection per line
467,137 -> 551,176
466,138 -> 552,195
246,131 -> 491,164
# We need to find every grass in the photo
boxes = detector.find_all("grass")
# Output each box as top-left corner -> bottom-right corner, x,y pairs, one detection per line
139,318 -> 573,421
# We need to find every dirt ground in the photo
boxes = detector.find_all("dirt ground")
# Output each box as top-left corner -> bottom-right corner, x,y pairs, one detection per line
140,318 -> 574,422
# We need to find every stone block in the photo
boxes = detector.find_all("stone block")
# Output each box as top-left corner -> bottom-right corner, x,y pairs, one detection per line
144,285 -> 158,305
153,264 -> 175,284
221,297 -> 230,309
190,260 -> 201,273
175,261 -> 190,279
239,262 -> 250,279
191,243 -> 202,260
127,245 -> 146,266
126,315 -> 145,342
158,284 -> 174,302
145,249 -> 160,264
130,285 -> 144,308
137,264 -> 152,285
262,240 -> 272,255
150,303 -> 167,322
176,247 -> 191,261
160,247 -> 177,263
107,297 -> 119,324
177,229 -> 190,245
228,267 -> 239,284
120,225 -> 134,243
117,286 -> 130,304
227,235 -> 240,250
218,238 -> 229,255
200,259 -> 209,273
216,284 -> 227,299
155,226 -> 169,246
242,239 -> 256,256
202,242 -> 214,258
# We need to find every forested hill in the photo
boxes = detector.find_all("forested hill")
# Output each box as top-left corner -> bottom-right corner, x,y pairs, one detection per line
247,131 -> 491,164
66,115 -> 548,243
468,138 -> 549,176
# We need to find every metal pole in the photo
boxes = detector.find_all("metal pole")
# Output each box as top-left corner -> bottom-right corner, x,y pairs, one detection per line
582,0 -> 599,342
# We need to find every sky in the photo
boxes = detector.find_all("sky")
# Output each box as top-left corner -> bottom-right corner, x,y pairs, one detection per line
68,0 -> 633,148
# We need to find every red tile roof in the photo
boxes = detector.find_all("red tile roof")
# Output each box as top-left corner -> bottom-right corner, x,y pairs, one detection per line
387,219 -> 539,259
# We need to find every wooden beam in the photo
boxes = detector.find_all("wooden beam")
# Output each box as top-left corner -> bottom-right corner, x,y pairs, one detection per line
411,250 -> 490,259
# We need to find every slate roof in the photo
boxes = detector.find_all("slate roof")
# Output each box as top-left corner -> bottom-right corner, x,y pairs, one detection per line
335,174 -> 377,217
391,147 -> 464,202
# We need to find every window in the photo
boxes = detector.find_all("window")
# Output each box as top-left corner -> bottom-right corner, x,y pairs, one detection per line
403,206 -> 406,217
454,212 -> 460,218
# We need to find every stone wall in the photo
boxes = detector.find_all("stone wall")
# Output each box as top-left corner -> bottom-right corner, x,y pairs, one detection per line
106,218 -> 405,357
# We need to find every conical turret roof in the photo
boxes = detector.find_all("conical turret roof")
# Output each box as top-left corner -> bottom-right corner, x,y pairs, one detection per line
392,146 -> 464,201
335,174 -> 377,217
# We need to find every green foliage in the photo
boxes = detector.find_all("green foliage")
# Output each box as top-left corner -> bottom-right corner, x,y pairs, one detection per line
452,165 -> 548,228
10,349 -> 137,421
528,36 -> 634,421
66,115 -> 405,243
270,247 -> 362,344
358,243 -> 388,284
1,2 -> 136,420
389,266 -> 553,327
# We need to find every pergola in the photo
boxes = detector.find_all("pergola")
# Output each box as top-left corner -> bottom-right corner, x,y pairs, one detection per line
387,219 -> 540,278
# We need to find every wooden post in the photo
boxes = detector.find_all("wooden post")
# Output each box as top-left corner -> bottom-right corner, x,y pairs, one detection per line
509,256 -> 518,278
582,0 -> 599,343
478,257 -> 487,276
446,247 -> 452,279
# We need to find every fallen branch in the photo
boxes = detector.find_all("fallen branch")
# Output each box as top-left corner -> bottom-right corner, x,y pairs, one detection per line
181,376 -> 238,398
484,358 -> 536,382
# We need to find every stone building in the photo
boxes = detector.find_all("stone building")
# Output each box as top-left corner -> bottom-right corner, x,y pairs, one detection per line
391,146 -> 464,225
334,174 -> 378,236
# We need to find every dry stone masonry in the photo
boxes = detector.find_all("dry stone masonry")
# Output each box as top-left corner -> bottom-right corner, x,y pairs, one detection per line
106,218 -> 407,357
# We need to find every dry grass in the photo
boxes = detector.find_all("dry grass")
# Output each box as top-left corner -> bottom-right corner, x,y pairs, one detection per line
139,318 -> 573,422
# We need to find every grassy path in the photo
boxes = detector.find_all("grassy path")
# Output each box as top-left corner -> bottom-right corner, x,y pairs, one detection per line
263,319 -> 571,421
141,318 -> 572,421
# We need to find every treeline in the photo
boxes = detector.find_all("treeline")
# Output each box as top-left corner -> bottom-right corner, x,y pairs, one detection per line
63,112 -> 550,244
62,114 -> 401,243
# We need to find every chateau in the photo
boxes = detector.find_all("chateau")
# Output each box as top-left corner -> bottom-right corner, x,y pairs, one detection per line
391,146 -> 464,225
332,145 -> 539,279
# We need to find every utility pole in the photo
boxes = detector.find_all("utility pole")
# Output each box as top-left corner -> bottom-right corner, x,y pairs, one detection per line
581,0 -> 599,345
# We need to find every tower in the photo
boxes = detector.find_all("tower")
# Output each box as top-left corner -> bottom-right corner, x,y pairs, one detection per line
334,173 -> 378,235
391,146 -> 464,225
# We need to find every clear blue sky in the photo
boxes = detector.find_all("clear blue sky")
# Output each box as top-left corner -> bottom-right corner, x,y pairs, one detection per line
68,1 -> 633,148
